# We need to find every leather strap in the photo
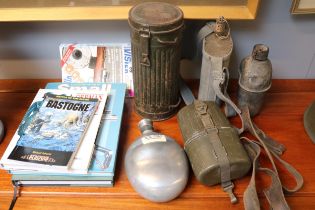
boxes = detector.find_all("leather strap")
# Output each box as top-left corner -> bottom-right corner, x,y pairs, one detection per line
242,138 -> 290,210
241,106 -> 304,210
194,100 -> 237,203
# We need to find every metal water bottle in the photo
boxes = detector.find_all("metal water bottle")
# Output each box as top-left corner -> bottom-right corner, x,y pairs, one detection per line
124,119 -> 189,202
198,17 -> 233,102
238,44 -> 272,116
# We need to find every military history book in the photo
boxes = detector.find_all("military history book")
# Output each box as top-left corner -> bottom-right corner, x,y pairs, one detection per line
0,89 -> 100,172
8,83 -> 126,187
45,83 -> 126,179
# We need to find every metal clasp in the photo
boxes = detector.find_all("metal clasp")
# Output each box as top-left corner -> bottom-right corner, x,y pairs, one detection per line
139,27 -> 151,67
222,181 -> 238,204
194,100 -> 208,115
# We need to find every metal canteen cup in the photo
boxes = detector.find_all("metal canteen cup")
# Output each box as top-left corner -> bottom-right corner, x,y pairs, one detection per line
238,44 -> 272,116
124,119 -> 189,202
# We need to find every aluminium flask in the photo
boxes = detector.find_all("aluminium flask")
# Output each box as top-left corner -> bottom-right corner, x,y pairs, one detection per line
124,119 -> 189,202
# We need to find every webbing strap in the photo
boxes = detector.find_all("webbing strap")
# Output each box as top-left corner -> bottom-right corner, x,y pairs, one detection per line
242,138 -> 290,210
194,100 -> 237,203
241,106 -> 304,210
210,56 -> 244,133
9,181 -> 20,210
197,22 -> 214,47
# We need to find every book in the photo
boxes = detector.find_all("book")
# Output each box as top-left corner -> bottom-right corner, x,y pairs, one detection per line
60,43 -> 133,97
1,90 -> 100,172
10,82 -> 126,186
12,176 -> 113,187
45,82 -> 126,179
11,174 -> 113,187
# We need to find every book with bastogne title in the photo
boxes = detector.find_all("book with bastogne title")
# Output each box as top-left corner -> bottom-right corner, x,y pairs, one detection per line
9,82 -> 126,186
0,90 -> 99,172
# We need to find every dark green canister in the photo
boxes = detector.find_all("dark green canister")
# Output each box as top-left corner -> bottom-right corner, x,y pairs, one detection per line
177,100 -> 251,203
128,2 -> 184,121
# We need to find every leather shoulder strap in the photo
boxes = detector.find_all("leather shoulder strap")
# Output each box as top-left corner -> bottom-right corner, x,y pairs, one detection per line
241,106 -> 304,210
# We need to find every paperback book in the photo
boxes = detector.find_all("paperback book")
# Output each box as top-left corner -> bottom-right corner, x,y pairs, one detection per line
10,82 -> 126,186
45,83 -> 126,178
1,90 -> 100,172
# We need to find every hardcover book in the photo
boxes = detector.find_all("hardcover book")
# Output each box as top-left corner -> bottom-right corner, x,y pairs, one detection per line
11,174 -> 113,187
8,83 -> 125,186
45,82 -> 126,180
1,90 -> 99,172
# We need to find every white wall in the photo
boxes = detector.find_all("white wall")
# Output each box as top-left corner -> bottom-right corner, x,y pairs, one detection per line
0,0 -> 314,79
229,0 -> 315,79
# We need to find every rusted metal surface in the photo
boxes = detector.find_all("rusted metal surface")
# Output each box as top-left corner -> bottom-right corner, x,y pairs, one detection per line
238,44 -> 272,116
129,2 -> 184,121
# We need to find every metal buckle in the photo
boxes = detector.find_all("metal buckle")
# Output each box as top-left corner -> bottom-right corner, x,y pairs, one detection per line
139,27 -> 151,67
222,181 -> 238,204
194,100 -> 208,115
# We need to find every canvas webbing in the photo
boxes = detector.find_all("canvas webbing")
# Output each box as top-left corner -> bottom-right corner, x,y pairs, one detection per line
197,22 -> 214,50
179,79 -> 304,208
210,56 -> 244,133
197,23 -> 239,118
180,81 -> 238,203
241,106 -> 304,210
194,100 -> 237,203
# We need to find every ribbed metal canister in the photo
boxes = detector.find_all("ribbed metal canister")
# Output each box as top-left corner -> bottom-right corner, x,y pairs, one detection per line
128,2 -> 184,121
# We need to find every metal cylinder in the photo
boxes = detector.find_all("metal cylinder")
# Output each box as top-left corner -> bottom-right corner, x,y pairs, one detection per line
128,2 -> 184,121
238,44 -> 272,116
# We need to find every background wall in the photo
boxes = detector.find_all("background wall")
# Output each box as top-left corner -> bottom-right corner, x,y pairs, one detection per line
0,0 -> 314,79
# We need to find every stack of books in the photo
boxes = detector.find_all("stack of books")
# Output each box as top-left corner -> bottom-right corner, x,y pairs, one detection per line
0,82 -> 126,187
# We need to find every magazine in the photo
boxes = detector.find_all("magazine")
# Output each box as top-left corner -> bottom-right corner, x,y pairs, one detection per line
1,90 -> 99,171
60,43 -> 133,97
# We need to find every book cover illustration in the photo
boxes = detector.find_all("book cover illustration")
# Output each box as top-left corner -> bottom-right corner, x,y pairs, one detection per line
45,82 -> 126,177
7,92 -> 99,167
60,44 -> 133,97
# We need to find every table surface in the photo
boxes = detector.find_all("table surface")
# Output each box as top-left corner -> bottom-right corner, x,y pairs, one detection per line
0,79 -> 315,210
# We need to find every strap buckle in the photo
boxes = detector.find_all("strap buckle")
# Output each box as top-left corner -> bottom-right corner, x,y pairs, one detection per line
139,27 -> 151,67
194,100 -> 208,115
222,181 -> 238,204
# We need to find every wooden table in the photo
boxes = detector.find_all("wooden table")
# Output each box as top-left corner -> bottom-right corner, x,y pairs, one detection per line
0,79 -> 315,210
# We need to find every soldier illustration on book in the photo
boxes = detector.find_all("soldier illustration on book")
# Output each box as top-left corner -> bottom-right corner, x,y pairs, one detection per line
29,112 -> 53,134
17,93 -> 49,137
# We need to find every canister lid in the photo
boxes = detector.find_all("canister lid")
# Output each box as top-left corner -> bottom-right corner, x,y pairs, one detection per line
252,44 -> 269,61
128,2 -> 184,33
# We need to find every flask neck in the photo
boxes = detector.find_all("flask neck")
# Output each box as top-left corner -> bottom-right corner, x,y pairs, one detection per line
252,44 -> 269,61
138,119 -> 154,135
214,16 -> 230,39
